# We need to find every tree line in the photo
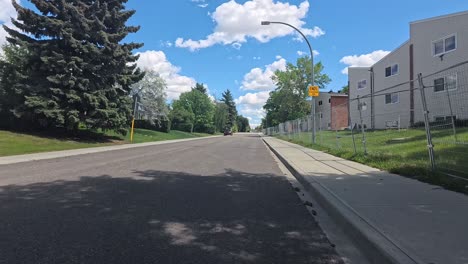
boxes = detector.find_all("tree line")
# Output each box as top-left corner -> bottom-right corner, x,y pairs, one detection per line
170,86 -> 250,134
0,0 -> 249,136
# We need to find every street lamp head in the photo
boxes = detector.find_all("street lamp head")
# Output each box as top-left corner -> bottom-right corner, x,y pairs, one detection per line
261,21 -> 271,26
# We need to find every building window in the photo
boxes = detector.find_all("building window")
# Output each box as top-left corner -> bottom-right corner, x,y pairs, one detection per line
328,98 -> 331,103
320,113 -> 323,118
358,80 -> 367,89
433,34 -> 456,56
434,115 -> 457,122
434,74 -> 457,93
318,100 -> 323,106
385,64 -> 399,77
385,93 -> 399,104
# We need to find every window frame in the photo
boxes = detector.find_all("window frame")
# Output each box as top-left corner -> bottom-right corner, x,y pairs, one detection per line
385,92 -> 400,105
434,115 -> 457,122
433,73 -> 458,93
385,64 -> 399,78
357,79 -> 367,90
432,34 -> 457,57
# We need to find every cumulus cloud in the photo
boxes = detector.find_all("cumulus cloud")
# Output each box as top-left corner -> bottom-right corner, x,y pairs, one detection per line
0,0 -> 18,47
241,57 -> 286,91
176,0 -> 325,51
237,100 -> 267,128
136,50 -> 197,100
235,91 -> 270,106
339,50 -> 390,74
235,91 -> 270,125
236,56 -> 290,126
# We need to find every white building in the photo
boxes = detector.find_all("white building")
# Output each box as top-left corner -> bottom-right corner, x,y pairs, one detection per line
348,11 -> 468,129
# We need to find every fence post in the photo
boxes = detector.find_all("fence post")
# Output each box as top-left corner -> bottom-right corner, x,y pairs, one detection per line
357,95 -> 368,155
417,73 -> 436,171
351,123 -> 357,154
445,86 -> 458,141
398,115 -> 401,132
335,129 -> 341,149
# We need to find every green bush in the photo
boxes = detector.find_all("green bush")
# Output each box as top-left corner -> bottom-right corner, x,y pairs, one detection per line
134,117 -> 171,133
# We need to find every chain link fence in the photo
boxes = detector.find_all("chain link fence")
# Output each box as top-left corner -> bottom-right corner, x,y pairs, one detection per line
264,61 -> 468,180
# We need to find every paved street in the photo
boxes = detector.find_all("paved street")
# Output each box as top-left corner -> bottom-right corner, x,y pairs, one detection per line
0,134 -> 343,264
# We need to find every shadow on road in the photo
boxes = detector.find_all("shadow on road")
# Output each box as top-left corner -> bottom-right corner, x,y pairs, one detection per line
0,169 -> 342,264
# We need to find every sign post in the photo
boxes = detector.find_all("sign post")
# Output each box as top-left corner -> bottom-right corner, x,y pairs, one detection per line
308,85 -> 319,144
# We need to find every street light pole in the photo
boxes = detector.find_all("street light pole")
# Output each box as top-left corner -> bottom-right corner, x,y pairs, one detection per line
261,21 -> 316,143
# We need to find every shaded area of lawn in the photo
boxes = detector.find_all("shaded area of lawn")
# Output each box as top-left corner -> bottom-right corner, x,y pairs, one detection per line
276,128 -> 468,194
0,129 -> 213,157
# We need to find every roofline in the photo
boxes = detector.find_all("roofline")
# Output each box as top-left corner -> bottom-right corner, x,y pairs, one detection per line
348,66 -> 371,70
410,10 -> 468,25
371,40 -> 410,67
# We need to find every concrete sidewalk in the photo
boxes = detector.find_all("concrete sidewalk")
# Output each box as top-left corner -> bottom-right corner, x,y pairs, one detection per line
0,135 -> 220,165
263,137 -> 468,264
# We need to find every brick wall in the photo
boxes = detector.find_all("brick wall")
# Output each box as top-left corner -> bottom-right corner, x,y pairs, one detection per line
330,96 -> 349,130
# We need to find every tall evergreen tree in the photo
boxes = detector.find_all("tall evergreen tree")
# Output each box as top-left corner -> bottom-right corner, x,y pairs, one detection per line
3,0 -> 143,134
221,89 -> 237,130
193,83 -> 207,94
0,44 -> 27,128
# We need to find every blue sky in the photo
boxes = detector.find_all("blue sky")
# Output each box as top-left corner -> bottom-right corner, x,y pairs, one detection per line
0,0 -> 466,127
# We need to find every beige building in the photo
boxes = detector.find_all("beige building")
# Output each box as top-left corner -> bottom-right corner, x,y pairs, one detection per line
349,11 -> 468,129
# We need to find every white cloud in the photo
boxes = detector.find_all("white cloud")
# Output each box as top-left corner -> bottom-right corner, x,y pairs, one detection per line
241,57 -> 286,91
0,0 -> 19,47
253,56 -> 261,60
339,50 -> 390,74
176,0 -> 325,51
236,95 -> 268,127
198,4 -> 208,8
297,50 -> 319,57
235,56 -> 290,126
136,50 -> 197,100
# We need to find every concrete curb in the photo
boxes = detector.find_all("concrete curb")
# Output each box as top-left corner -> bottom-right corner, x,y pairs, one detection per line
0,135 -> 222,165
262,137 -> 423,264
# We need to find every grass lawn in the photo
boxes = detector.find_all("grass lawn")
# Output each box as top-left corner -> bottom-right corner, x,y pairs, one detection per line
0,129 -> 214,157
276,128 -> 468,194
110,129 -> 214,144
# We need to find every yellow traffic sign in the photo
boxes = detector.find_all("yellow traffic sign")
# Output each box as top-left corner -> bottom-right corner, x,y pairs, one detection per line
308,85 -> 319,97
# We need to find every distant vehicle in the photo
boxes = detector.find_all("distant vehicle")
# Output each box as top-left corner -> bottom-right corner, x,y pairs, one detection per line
224,129 -> 233,136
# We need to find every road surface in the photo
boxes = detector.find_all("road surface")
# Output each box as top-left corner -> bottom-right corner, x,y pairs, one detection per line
0,134 -> 343,264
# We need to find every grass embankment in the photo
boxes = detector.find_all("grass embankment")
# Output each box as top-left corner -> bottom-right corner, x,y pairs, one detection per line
0,129 -> 213,157
277,128 -> 468,194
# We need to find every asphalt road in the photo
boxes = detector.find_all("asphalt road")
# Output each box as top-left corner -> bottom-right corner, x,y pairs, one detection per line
0,134 -> 343,264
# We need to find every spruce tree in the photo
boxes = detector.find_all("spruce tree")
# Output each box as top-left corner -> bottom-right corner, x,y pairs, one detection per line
221,89 -> 237,130
193,83 -> 207,94
3,0 -> 143,134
